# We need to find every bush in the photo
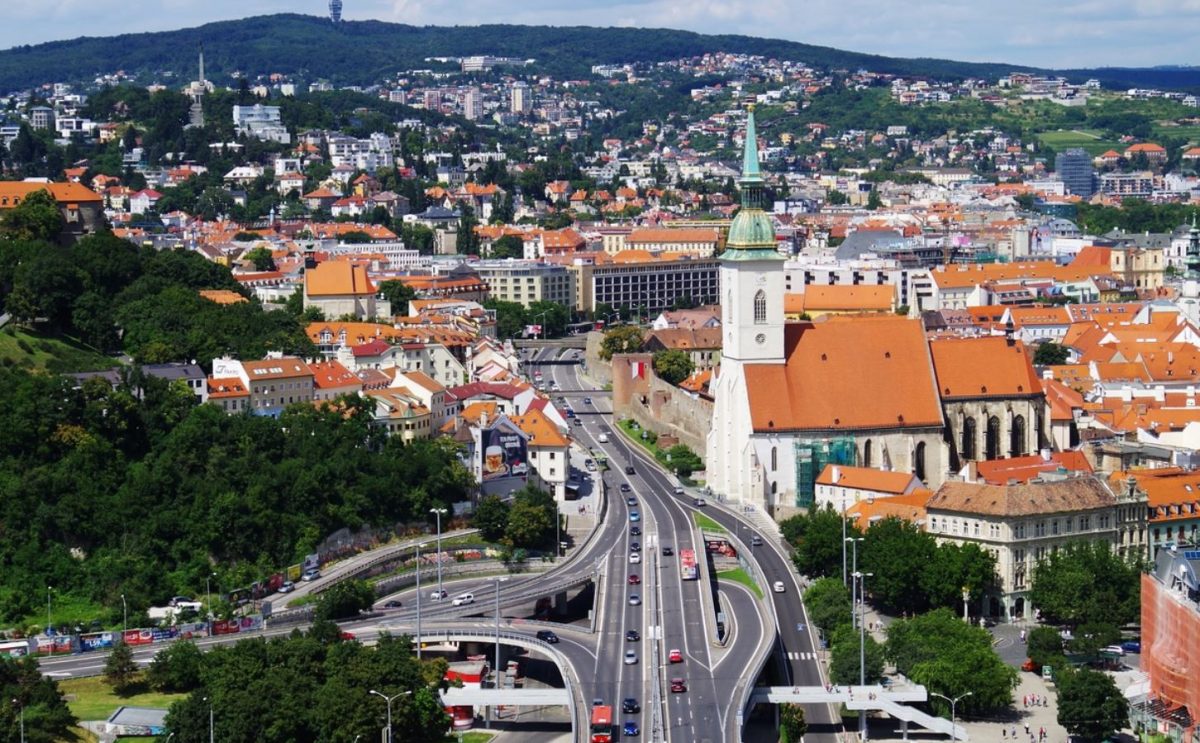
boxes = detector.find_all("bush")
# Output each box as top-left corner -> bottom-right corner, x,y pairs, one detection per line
314,580 -> 375,621
146,640 -> 204,692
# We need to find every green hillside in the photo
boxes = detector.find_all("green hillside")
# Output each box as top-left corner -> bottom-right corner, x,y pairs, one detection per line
3,14 -> 1193,93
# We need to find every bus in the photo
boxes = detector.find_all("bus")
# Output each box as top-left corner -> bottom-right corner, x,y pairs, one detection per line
590,705 -> 614,742
680,548 -> 699,581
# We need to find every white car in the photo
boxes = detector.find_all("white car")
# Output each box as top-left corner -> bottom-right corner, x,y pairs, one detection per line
598,433 -> 609,443
630,552 -> 641,564
430,589 -> 448,601
773,581 -> 786,594
1103,644 -> 1125,656
278,581 -> 295,594
451,593 -> 475,606
624,650 -> 638,665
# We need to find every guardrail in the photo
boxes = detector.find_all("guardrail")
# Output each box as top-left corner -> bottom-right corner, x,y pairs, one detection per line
306,529 -> 483,596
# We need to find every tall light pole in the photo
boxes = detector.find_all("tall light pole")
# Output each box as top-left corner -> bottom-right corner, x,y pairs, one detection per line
490,576 -> 508,729
430,507 -> 447,599
416,543 -> 422,660
855,571 -> 874,742
930,691 -> 972,741
206,572 -> 215,632
202,696 -> 214,743
961,586 -> 970,623
46,586 -> 52,634
120,594 -> 127,636
12,698 -> 23,743
841,495 -> 848,587
845,537 -> 863,627
369,689 -> 410,743
535,311 -> 551,341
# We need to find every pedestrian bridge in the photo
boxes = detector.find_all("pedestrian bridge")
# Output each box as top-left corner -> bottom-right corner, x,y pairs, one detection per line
749,685 -> 967,741
441,687 -> 571,707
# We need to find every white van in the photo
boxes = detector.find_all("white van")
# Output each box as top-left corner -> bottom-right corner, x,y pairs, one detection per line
452,592 -> 475,606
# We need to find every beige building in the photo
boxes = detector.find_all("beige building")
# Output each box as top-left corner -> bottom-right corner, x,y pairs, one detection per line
365,388 -> 433,442
626,227 -> 721,257
212,356 -> 315,417
925,475 -> 1149,620
472,261 -> 575,309
304,261 -> 390,320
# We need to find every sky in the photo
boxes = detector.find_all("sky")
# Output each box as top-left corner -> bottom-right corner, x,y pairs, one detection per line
5,0 -> 1200,69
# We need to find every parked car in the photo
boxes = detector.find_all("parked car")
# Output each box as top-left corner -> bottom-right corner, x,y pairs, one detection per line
278,581 -> 295,594
535,630 -> 560,644
1121,640 -> 1142,654
670,678 -> 687,693
622,698 -> 640,714
451,592 -> 475,606
1102,644 -> 1125,656
668,648 -> 683,663
1021,658 -> 1038,672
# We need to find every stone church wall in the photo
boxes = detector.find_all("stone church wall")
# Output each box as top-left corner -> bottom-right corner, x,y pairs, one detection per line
611,353 -> 712,456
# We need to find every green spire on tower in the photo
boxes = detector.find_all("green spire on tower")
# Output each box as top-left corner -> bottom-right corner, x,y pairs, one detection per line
721,105 -> 782,261
741,106 -> 762,186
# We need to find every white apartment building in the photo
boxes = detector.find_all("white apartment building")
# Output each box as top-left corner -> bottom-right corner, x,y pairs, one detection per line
473,261 -> 575,309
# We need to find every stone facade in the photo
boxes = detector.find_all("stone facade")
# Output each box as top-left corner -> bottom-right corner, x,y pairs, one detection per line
611,352 -> 712,456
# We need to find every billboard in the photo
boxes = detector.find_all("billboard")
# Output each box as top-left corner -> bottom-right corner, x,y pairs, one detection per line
480,426 -> 529,484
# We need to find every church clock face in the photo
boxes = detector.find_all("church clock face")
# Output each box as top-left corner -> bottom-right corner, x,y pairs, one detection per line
755,333 -> 766,345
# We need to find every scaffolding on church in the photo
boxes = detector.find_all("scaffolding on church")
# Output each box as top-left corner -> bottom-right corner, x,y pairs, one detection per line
793,437 -> 857,508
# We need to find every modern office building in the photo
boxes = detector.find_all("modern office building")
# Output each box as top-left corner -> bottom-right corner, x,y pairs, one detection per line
571,255 -> 720,314
473,261 -> 575,309
1055,148 -> 1096,197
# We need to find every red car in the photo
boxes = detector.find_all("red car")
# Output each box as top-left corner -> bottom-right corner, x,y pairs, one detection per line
668,648 -> 683,663
670,678 -> 687,693
1021,658 -> 1038,672
340,631 -> 357,641
628,574 -> 641,585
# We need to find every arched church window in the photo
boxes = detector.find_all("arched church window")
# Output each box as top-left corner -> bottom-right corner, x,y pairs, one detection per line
753,290 -> 767,324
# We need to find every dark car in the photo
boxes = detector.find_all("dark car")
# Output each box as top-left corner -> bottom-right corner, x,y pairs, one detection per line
625,629 -> 640,642
620,483 -> 632,493
631,542 -> 641,551
625,465 -> 635,475
629,525 -> 641,536
1122,640 -> 1141,654
535,630 -> 560,644
622,698 -> 640,714
626,497 -> 637,507
670,678 -> 687,693
382,599 -> 402,608
623,721 -> 640,736
662,546 -> 673,556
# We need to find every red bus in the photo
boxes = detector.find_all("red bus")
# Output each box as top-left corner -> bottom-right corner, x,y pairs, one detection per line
590,704 -> 614,742
680,548 -> 699,580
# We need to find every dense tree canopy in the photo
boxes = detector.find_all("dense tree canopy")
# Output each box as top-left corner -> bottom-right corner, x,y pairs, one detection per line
1057,668 -> 1129,742
1029,542 -> 1142,627
0,656 -> 76,743
652,349 -> 694,385
599,325 -> 644,360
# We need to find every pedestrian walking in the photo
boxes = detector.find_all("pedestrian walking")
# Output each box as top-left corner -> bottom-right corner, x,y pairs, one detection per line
1011,726 -> 1017,738
1003,727 -> 1007,739
1025,722 -> 1031,736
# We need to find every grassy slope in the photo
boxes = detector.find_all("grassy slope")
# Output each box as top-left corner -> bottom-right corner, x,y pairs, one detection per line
0,326 -> 118,374
59,675 -> 187,723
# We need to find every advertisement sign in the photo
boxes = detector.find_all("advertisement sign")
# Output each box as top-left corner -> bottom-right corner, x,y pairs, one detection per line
35,636 -> 74,655
0,639 -> 34,658
211,615 -> 264,636
480,426 -> 528,483
123,629 -> 156,646
79,633 -> 117,652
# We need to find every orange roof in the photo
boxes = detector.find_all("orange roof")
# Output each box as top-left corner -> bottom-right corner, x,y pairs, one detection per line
305,261 -> 377,297
241,357 -> 312,380
306,321 -> 407,345
816,464 -> 920,493
743,317 -> 944,432
845,489 -> 931,531
929,337 -> 1042,399
1071,246 -> 1113,269
789,285 -> 895,313
1114,469 -> 1200,519
308,360 -> 361,390
198,289 -> 248,305
0,181 -> 102,205
1125,142 -> 1166,154
511,407 -> 570,448
1042,378 -> 1085,421
931,262 -> 1104,290
206,377 -> 249,399
974,451 -> 1093,484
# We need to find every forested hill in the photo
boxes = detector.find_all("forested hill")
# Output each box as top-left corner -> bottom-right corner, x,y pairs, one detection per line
1,14 -> 1197,92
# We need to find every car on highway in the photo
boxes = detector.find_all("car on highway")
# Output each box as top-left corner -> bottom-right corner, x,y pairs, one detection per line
624,650 -> 638,665
674,486 -> 684,495
382,599 -> 402,608
773,581 -> 786,593
625,629 -> 640,642
623,721 -> 640,736
451,592 -> 475,606
628,574 -> 640,585
625,496 -> 637,507
625,465 -> 635,475
573,418 -> 583,427
598,433 -> 609,443
339,631 -> 357,641
278,581 -> 295,594
668,648 -> 683,663
629,510 -> 640,522
661,546 -> 673,556
302,568 -> 321,581
584,397 -> 593,405
430,589 -> 448,601
631,542 -> 640,551
565,408 -> 575,418
692,497 -> 706,507
629,594 -> 641,606
751,535 -> 763,546
535,630 -> 560,644
670,678 -> 687,693
629,526 -> 641,536
629,552 -> 641,564
620,483 -> 632,493
622,698 -> 640,714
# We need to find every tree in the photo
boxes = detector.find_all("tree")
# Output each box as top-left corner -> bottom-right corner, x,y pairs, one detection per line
862,516 -> 938,615
483,299 -> 527,339
1,655 -> 76,743
652,349 -> 694,385
827,189 -> 848,205
378,280 -> 417,314
244,246 -> 276,271
456,203 -> 480,254
599,325 -> 644,360
830,623 -> 885,685
885,609 -> 1017,715
146,640 -> 204,692
1033,342 -> 1070,366
473,495 -> 510,542
505,486 -> 556,550
866,189 -> 883,210
1029,542 -> 1142,627
780,703 -> 807,743
663,444 -> 702,478
1026,626 -> 1065,669
314,579 -> 376,621
526,300 -> 570,338
1068,621 -> 1120,658
1057,668 -> 1129,742
802,577 -> 852,636
787,504 -> 861,581
490,234 -> 524,259
104,641 -> 140,694
340,230 -> 372,244
0,188 -> 64,243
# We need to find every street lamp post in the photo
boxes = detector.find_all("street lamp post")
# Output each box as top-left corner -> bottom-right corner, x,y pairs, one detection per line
490,576 -> 508,728
121,594 -> 127,636
845,537 -> 863,627
369,690 -> 410,743
202,696 -> 214,743
854,570 -> 874,742
416,543 -> 422,660
930,691 -> 973,741
842,495 -> 848,587
429,507 -> 447,600
205,572 -> 215,631
12,698 -> 23,743
534,311 -> 551,341
46,586 -> 52,634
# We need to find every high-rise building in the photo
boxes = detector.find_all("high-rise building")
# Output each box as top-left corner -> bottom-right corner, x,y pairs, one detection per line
511,82 -> 532,115
1055,148 -> 1095,197
463,88 -> 482,121
329,0 -> 343,23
